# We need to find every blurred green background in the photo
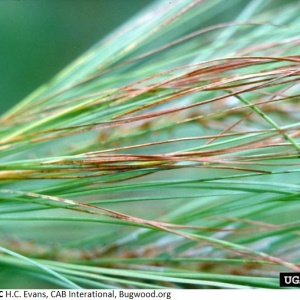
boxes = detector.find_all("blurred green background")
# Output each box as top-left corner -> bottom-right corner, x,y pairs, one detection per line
0,0 -> 154,114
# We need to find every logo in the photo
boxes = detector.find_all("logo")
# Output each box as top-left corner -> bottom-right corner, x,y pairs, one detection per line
280,273 -> 300,287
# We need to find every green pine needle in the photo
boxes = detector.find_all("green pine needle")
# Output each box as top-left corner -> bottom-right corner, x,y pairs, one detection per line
1,0 -> 300,289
